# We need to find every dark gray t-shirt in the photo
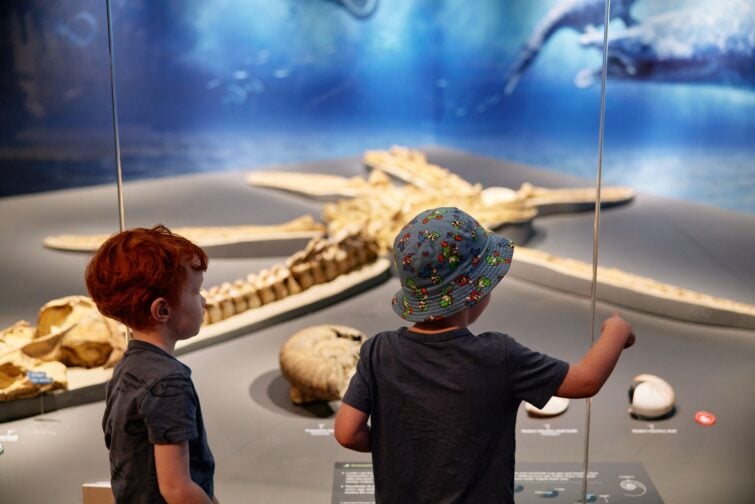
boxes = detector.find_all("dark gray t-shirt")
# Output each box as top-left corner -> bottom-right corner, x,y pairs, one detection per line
103,340 -> 215,503
342,327 -> 569,504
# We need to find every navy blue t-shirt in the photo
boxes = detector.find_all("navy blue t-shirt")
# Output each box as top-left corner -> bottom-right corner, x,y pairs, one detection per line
103,340 -> 215,503
342,327 -> 569,504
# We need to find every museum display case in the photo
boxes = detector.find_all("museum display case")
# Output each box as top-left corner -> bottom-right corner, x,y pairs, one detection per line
1,1 -> 753,503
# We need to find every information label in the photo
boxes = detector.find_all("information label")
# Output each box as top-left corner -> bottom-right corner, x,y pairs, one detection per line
332,463 -> 375,504
305,423 -> 334,437
333,462 -> 664,503
515,462 -> 664,503
27,371 -> 54,385
631,423 -> 678,435
520,423 -> 579,437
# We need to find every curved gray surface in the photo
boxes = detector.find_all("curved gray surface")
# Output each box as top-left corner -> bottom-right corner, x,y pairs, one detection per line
0,147 -> 753,503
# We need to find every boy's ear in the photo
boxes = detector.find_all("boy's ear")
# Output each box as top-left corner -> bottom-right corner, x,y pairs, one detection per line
150,298 -> 171,324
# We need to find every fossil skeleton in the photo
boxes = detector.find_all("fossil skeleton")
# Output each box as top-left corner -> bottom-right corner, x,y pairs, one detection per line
0,231 -> 380,402
201,230 -> 379,325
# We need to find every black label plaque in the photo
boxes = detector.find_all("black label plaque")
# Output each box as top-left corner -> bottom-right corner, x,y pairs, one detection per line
333,461 -> 663,503
332,462 -> 375,504
515,462 -> 663,503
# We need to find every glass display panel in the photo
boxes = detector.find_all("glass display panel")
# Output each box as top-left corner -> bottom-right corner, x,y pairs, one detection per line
0,0 -> 118,196
0,1 -> 605,502
0,0 -> 123,426
597,1 -> 755,503
106,1 -> 608,503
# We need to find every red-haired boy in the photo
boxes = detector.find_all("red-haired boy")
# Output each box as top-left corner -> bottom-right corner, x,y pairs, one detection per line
86,225 -> 218,504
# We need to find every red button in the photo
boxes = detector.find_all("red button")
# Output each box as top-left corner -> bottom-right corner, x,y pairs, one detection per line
694,410 -> 716,426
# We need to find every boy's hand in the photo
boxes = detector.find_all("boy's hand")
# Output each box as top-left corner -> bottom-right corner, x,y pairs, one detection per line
558,313 -> 636,398
602,313 -> 635,349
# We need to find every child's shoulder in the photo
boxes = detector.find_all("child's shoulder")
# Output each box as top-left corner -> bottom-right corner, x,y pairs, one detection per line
116,343 -> 191,384
362,328 -> 400,348
475,330 -> 513,342
472,330 -> 519,353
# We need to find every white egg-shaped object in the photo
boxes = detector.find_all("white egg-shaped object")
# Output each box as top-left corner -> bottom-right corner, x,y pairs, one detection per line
525,396 -> 570,417
628,374 -> 675,419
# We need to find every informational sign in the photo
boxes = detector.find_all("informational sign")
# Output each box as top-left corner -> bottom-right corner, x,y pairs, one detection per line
332,463 -> 375,504
27,371 -> 54,385
630,423 -> 678,435
305,423 -> 334,437
520,423 -> 580,437
333,462 -> 664,503
516,462 -> 663,503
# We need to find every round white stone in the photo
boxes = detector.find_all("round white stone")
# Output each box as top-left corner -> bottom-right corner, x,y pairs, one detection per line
525,396 -> 570,417
628,374 -> 675,419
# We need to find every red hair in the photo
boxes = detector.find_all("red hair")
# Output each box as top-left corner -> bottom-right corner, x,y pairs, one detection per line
85,225 -> 208,331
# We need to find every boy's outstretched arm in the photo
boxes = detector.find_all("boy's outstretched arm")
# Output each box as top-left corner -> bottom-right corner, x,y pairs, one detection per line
557,313 -> 636,398
334,403 -> 371,452
154,441 -> 216,504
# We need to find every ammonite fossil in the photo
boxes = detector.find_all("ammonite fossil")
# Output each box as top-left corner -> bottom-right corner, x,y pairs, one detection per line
279,325 -> 366,405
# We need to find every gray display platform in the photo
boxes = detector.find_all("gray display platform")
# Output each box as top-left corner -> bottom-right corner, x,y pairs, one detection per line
0,147 -> 753,503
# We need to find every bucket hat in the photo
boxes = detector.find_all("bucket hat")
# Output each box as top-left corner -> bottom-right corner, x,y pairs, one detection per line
391,207 -> 514,322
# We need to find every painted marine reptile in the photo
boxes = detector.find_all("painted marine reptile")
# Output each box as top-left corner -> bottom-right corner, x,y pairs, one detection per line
576,1 -> 755,89
504,0 -> 639,94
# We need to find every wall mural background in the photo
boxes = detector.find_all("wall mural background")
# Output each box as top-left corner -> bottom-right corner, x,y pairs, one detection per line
0,0 -> 753,213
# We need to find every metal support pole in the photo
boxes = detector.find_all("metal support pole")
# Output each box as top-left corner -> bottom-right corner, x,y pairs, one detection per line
581,0 -> 611,502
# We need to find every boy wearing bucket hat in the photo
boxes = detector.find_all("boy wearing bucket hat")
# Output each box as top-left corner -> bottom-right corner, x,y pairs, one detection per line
335,207 -> 635,504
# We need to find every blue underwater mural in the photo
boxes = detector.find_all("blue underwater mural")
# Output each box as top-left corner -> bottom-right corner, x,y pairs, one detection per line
0,0 -> 753,213
503,0 -> 642,95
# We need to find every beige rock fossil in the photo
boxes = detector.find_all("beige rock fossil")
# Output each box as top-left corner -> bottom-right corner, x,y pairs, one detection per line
0,322 -> 68,401
0,321 -> 36,353
279,325 -> 366,404
0,358 -> 67,401
0,296 -> 126,372
0,295 -> 128,401
34,296 -> 126,368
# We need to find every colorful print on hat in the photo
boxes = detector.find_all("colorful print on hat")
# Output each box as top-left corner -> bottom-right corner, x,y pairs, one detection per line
391,207 -> 514,322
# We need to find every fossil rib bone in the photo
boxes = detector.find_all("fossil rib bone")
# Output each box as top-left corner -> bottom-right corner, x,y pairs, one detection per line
43,215 -> 325,252
513,246 -> 755,330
